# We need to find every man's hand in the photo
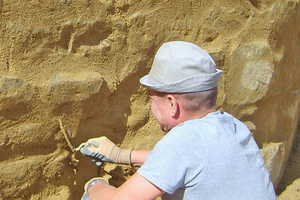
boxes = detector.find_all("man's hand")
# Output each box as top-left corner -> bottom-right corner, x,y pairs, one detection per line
77,136 -> 132,166
81,177 -> 109,200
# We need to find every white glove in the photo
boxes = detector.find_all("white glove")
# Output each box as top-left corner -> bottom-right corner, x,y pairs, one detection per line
77,136 -> 132,166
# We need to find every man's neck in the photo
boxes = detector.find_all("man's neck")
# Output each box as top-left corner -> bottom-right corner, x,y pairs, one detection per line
182,108 -> 217,122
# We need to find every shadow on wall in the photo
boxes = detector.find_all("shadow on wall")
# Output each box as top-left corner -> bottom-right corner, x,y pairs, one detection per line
276,118 -> 300,195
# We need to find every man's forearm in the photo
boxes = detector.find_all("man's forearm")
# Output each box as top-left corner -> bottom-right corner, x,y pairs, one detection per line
86,172 -> 165,200
88,181 -> 116,200
130,150 -> 151,166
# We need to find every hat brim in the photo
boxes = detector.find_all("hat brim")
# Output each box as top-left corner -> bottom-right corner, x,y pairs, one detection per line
140,69 -> 223,93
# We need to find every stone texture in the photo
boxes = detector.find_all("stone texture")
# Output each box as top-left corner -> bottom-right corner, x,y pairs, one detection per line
0,0 -> 299,199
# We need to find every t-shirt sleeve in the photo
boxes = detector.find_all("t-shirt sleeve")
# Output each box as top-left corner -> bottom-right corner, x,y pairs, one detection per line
137,124 -> 206,194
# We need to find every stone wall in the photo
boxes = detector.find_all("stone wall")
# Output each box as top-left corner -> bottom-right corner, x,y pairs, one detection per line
0,0 -> 299,199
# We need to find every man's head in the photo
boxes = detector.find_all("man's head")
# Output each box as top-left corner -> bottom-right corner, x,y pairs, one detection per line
140,41 -> 223,131
148,88 -> 218,132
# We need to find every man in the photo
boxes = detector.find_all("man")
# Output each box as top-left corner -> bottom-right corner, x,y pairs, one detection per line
77,41 -> 276,200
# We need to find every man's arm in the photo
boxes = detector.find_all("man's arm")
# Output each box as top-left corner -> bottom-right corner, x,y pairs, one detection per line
131,150 -> 151,166
88,172 -> 165,200
77,137 -> 151,166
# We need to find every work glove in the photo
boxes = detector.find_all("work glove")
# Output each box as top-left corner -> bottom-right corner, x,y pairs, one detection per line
81,177 -> 109,200
77,136 -> 132,166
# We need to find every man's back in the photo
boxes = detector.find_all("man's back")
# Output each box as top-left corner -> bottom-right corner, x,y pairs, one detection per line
138,111 -> 276,200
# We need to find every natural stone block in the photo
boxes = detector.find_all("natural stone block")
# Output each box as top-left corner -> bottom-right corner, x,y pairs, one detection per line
260,142 -> 285,188
43,72 -> 105,105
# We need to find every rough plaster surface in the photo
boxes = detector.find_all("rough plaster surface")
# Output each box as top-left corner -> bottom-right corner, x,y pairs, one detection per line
0,0 -> 299,199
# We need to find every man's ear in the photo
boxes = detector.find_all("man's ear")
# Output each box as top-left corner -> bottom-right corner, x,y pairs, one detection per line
166,94 -> 179,118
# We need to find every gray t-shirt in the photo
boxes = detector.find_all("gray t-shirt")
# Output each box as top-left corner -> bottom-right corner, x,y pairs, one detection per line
138,111 -> 276,200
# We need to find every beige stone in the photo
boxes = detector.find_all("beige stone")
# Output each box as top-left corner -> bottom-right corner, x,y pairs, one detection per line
0,0 -> 299,199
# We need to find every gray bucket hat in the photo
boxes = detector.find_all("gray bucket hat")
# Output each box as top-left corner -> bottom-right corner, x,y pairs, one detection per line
140,41 -> 223,93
